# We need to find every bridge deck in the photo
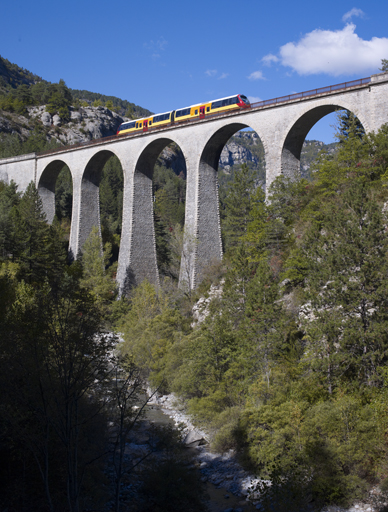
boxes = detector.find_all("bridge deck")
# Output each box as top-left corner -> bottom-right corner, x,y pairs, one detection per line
35,76 -> 376,159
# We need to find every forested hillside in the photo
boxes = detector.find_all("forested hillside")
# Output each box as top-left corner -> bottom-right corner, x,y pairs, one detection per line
2,54 -> 388,511
0,55 -> 151,119
117,113 -> 388,511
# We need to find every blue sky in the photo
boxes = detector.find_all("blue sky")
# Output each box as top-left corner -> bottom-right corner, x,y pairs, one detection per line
1,0 -> 387,143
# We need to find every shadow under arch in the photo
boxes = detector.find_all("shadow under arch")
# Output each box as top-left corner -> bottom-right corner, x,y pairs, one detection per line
38,160 -> 71,225
281,104 -> 367,178
120,137 -> 187,294
79,149 -> 124,254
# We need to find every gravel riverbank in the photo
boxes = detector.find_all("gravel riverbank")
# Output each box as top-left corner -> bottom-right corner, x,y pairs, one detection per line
148,391 -> 259,511
149,391 -> 381,512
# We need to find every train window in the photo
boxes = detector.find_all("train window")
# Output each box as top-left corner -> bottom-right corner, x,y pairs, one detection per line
176,108 -> 190,117
195,109 -> 198,115
149,121 -> 152,126
154,113 -> 170,123
207,107 -> 210,112
211,100 -> 222,109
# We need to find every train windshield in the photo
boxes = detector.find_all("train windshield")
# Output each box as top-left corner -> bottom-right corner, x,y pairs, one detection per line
240,95 -> 250,105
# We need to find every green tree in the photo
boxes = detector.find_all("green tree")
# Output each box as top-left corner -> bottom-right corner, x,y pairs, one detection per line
45,79 -> 72,121
80,226 -> 117,309
0,217 -> 112,511
10,182 -> 65,285
380,59 -> 388,72
302,181 -> 388,391
221,163 -> 255,250
336,109 -> 365,142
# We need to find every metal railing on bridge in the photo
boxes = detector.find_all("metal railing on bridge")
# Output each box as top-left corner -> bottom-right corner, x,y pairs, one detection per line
249,77 -> 371,109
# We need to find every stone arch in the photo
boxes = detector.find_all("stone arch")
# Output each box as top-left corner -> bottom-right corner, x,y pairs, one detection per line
182,122 -> 264,288
126,137 -> 187,288
281,103 -> 368,178
38,160 -> 71,224
78,149 -> 124,253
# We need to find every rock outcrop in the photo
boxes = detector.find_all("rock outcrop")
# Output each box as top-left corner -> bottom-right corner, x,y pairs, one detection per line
158,144 -> 187,176
26,105 -> 126,145
219,131 -> 262,171
220,141 -> 259,170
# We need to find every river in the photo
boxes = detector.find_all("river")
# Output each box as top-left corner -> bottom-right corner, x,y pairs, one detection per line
143,396 -> 259,512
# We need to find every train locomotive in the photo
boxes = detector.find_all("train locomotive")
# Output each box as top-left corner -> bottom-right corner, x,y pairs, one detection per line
116,94 -> 250,135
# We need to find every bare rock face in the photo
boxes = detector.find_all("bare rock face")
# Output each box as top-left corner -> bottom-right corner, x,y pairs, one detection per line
158,145 -> 187,175
52,114 -> 61,126
0,115 -> 14,134
219,132 -> 261,170
220,141 -> 259,170
25,105 -> 127,145
77,106 -> 123,140
41,112 -> 51,127
70,111 -> 82,123
0,112 -> 31,137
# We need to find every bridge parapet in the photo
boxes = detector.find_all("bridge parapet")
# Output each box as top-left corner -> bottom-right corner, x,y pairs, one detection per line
371,72 -> 388,83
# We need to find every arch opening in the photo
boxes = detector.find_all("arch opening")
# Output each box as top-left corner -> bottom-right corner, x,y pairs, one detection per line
282,105 -> 366,180
79,150 -> 124,265
38,160 -> 73,230
127,138 -> 187,290
185,123 -> 265,288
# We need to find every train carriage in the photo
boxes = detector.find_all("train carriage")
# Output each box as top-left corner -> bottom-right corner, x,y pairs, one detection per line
116,94 -> 250,135
117,111 -> 174,135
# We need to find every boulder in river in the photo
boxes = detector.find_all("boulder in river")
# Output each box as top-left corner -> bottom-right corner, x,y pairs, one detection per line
183,429 -> 206,447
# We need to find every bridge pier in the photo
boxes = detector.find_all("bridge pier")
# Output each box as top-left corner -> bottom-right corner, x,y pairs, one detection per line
116,168 -> 159,294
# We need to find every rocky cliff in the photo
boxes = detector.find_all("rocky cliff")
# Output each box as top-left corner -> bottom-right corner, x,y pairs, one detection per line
220,131 -> 262,170
30,105 -> 125,145
0,105 -> 128,149
219,131 -> 337,181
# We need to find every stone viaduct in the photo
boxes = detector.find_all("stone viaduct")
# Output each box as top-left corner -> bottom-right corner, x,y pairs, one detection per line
0,72 -> 388,292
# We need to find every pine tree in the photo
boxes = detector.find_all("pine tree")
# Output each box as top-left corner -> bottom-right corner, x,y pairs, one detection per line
302,181 -> 388,391
336,110 -> 365,142
11,182 -> 54,283
380,59 -> 388,72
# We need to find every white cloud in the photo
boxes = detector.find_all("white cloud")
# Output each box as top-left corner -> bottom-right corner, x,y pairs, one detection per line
205,69 -> 217,77
262,54 -> 279,66
279,23 -> 388,76
156,37 -> 168,51
248,96 -> 262,103
218,72 -> 229,80
144,37 -> 168,58
342,8 -> 365,22
248,70 -> 266,80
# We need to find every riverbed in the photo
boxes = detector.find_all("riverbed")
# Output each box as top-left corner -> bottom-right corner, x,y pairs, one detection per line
145,393 -> 259,512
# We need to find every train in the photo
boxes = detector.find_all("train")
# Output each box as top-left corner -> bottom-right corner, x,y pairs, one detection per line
116,94 -> 251,135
